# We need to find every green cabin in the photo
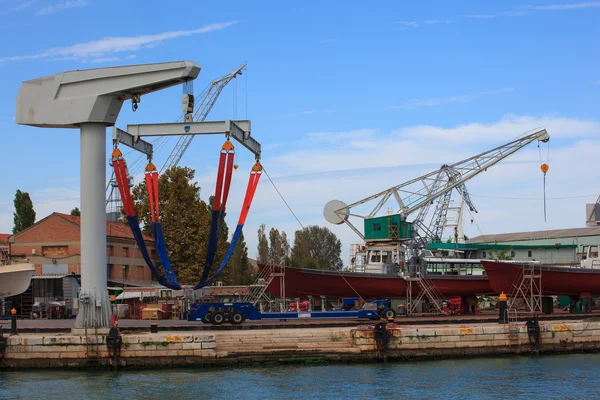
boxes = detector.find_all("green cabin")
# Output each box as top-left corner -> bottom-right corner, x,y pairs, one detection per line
363,215 -> 413,241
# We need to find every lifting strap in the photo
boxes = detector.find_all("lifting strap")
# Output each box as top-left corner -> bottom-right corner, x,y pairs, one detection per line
111,148 -> 181,290
145,163 -> 181,289
194,161 -> 262,289
200,140 -> 235,283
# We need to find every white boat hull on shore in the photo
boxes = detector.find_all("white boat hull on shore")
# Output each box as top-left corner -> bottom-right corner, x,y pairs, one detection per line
0,263 -> 35,298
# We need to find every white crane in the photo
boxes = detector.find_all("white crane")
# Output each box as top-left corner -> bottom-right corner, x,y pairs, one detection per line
324,128 -> 550,245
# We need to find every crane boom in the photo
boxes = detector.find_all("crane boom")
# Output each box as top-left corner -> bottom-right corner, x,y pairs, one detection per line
160,62 -> 246,174
326,128 -> 550,241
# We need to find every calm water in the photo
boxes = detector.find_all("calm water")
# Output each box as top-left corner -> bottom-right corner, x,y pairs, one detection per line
2,354 -> 599,399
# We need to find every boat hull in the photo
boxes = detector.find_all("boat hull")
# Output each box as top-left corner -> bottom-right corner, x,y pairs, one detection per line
260,265 -> 494,299
481,260 -> 600,296
0,263 -> 35,298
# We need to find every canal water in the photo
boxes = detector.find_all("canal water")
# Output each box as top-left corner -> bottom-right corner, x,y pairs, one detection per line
2,353 -> 599,399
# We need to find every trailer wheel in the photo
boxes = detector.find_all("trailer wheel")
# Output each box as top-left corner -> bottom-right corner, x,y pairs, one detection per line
212,311 -> 225,325
203,312 -> 213,324
382,308 -> 396,320
229,311 -> 245,325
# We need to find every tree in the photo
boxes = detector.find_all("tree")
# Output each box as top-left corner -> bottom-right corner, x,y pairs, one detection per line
268,228 -> 291,265
132,166 -> 211,285
229,232 -> 255,285
13,190 -> 36,234
488,248 -> 513,260
257,224 -> 269,263
291,225 -> 343,270
70,207 -> 81,217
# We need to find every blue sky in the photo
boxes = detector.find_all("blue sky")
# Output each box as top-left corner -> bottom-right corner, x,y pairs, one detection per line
1,0 -> 599,264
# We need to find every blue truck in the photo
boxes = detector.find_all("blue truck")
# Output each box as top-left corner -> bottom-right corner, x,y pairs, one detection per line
190,299 -> 395,325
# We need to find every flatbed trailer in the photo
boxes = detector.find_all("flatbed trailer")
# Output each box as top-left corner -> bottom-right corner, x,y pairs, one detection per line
190,301 -> 393,325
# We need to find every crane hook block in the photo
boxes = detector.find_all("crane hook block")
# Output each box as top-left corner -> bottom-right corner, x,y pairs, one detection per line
540,163 -> 549,175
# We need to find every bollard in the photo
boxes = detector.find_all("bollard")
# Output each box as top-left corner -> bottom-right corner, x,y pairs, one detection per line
498,292 -> 508,324
10,308 -> 18,336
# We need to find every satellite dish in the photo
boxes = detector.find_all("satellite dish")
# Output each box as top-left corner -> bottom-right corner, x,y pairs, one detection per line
324,200 -> 349,225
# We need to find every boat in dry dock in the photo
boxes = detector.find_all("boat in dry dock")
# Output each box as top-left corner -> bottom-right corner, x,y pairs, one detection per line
0,262 -> 35,298
259,245 -> 494,299
481,244 -> 600,296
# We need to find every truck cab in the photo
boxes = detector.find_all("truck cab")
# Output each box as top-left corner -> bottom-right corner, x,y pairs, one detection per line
581,245 -> 600,269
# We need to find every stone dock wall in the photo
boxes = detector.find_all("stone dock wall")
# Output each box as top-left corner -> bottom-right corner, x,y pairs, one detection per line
2,320 -> 600,368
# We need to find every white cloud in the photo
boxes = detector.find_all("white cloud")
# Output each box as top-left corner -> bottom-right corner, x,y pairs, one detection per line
89,57 -> 121,63
387,88 -> 514,110
37,0 -> 87,15
396,20 -> 450,29
524,2 -> 600,10
460,14 -> 496,19
11,0 -> 38,11
397,114 -> 600,142
0,21 -> 238,62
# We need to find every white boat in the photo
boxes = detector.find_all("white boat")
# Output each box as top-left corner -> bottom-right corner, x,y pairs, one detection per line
0,263 -> 35,298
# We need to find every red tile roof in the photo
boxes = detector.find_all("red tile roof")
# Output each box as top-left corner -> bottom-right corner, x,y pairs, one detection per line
54,212 -> 153,242
0,233 -> 10,244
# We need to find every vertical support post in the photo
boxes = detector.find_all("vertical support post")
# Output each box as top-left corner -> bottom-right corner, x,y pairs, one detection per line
75,123 -> 111,329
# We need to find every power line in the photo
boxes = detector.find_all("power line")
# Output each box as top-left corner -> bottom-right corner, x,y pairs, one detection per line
470,193 -> 596,200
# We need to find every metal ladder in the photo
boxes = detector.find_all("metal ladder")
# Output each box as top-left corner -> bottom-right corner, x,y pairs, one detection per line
508,263 -> 543,314
507,309 -> 520,345
241,262 -> 283,308
406,275 -> 446,315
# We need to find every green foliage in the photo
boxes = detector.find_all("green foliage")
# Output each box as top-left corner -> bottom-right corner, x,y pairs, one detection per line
291,225 -> 343,270
132,167 -> 210,285
131,166 -> 244,286
70,207 -> 81,217
257,224 -> 269,263
256,225 -> 291,266
13,189 -> 36,234
229,232 -> 255,285
487,248 -> 513,260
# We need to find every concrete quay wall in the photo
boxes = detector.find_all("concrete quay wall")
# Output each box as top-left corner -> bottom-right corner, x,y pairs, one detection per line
1,320 -> 600,368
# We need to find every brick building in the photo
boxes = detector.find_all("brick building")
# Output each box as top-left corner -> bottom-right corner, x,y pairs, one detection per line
0,233 -> 10,263
7,212 -> 158,311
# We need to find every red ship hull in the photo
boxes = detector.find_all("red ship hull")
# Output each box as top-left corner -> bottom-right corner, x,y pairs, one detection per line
259,264 -> 494,299
481,260 -> 600,296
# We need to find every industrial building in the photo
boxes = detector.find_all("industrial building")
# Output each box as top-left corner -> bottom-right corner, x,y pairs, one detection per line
465,226 -> 600,264
5,212 -> 158,318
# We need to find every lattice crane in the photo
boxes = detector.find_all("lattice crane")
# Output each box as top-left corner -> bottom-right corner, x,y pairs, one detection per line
160,62 -> 246,173
324,128 -> 550,245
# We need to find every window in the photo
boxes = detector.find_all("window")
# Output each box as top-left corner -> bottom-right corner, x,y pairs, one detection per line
590,246 -> 599,259
370,251 -> 381,263
123,247 -> 129,257
107,245 -> 115,257
381,251 -> 391,264
482,251 -> 487,259
373,223 -> 381,232
528,250 -> 532,258
107,264 -> 114,279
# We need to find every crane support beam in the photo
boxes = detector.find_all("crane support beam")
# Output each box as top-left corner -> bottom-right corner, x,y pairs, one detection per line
112,127 -> 154,157
124,120 -> 261,158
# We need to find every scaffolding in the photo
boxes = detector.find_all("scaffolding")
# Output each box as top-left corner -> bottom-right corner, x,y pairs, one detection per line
508,262 -> 543,314
241,261 -> 285,312
405,258 -> 446,315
